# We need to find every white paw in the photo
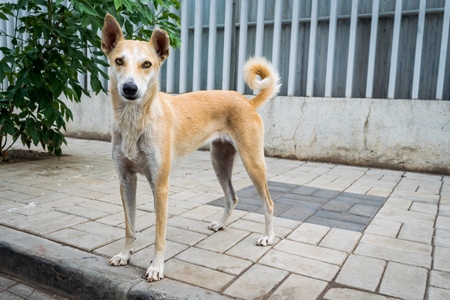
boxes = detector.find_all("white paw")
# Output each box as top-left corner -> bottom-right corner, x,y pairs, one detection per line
208,221 -> 225,232
109,252 -> 131,266
256,234 -> 274,246
144,261 -> 164,282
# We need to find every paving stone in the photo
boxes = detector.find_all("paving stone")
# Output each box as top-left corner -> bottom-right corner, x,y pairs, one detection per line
47,228 -> 114,251
5,211 -> 70,230
8,282 -> 35,298
196,227 -> 250,253
55,205 -> 110,220
410,201 -> 438,215
176,247 -> 252,275
321,200 -> 353,212
434,246 -> 450,272
435,229 -> 450,248
335,194 -> 385,206
354,243 -> 431,268
226,233 -> 278,262
307,216 -> 366,232
324,288 -> 392,300
347,204 -> 379,217
229,219 -> 293,238
268,274 -> 327,300
319,228 -> 362,252
287,222 -> 330,245
243,212 -> 301,229
314,210 -> 371,225
131,241 -> 189,269
274,195 -> 323,209
164,259 -> 233,292
277,206 -> 317,221
167,216 -> 213,235
312,189 -> 341,199
72,221 -> 123,240
379,262 -> 427,300
26,214 -> 88,235
398,223 -> 434,244
428,287 -> 450,300
275,239 -> 347,265
335,254 -> 385,291
364,217 -> 402,237
165,225 -> 208,246
436,216 -> 450,230
94,227 -> 155,258
179,205 -> 222,221
430,270 -> 450,290
236,186 -> 259,198
360,233 -> 432,254
224,264 -> 288,299
260,249 -> 339,281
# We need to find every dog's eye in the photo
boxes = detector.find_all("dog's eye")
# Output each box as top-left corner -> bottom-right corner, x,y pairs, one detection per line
115,58 -> 124,66
142,61 -> 152,69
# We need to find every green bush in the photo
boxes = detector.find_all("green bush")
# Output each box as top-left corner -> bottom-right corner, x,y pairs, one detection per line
0,0 -> 181,159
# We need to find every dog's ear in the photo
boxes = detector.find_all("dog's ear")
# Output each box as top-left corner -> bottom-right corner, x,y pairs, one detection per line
150,29 -> 170,62
101,14 -> 124,56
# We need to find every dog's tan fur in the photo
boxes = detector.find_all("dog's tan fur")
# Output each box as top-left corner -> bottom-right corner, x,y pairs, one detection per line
101,14 -> 281,281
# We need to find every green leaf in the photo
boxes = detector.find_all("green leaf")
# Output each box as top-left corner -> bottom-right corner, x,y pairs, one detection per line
77,2 -> 98,17
114,0 -> 122,10
3,120 -> 16,136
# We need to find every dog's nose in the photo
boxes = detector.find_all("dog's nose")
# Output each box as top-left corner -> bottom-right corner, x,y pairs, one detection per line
122,82 -> 138,99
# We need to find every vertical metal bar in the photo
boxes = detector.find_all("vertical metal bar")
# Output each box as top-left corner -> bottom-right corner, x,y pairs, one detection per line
387,0 -> 403,99
207,0 -> 217,90
412,0 -> 426,99
306,0 -> 318,97
166,7 -> 177,93
193,0 -> 203,91
237,0 -> 249,94
179,0 -> 189,93
288,0 -> 302,96
325,0 -> 338,97
222,0 -> 233,90
436,0 -> 450,100
366,0 -> 380,98
345,0 -> 358,98
271,0 -> 283,69
255,0 -> 265,57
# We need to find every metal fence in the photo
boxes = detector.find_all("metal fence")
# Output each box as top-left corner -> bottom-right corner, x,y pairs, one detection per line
1,0 -> 449,100
161,0 -> 450,100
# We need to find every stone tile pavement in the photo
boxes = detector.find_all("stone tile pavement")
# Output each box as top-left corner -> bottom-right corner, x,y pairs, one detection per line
0,137 -> 449,299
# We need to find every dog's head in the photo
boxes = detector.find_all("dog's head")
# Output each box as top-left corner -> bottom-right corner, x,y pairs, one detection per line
101,14 -> 169,101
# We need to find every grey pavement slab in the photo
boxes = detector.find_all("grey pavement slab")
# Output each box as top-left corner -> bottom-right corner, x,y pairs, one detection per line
0,137 -> 449,299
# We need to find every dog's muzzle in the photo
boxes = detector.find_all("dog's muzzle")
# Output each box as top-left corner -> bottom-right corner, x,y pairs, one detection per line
122,82 -> 139,100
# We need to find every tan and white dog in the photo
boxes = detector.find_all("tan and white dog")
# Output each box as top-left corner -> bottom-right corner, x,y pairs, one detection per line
101,14 -> 281,281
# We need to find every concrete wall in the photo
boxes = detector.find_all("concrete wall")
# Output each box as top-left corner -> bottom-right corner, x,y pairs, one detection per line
64,92 -> 450,174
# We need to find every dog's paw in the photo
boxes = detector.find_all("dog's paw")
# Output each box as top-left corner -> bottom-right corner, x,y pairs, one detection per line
144,261 -> 164,282
109,252 -> 131,266
208,221 -> 225,232
256,234 -> 274,246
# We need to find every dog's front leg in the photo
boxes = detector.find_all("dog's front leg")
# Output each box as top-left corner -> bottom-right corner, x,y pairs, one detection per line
109,172 -> 137,266
144,170 -> 170,281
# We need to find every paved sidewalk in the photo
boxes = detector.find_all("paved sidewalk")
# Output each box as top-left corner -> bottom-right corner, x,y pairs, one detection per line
0,137 -> 449,299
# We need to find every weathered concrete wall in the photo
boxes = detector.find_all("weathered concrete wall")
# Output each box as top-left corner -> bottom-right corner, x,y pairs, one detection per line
64,93 -> 450,174
258,97 -> 450,174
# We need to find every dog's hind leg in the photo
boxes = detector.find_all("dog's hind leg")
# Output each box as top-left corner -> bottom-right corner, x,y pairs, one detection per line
208,140 -> 238,231
109,172 -> 137,266
234,127 -> 275,246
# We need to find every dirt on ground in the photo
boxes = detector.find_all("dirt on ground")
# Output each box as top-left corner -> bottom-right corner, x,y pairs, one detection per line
1,149 -> 62,163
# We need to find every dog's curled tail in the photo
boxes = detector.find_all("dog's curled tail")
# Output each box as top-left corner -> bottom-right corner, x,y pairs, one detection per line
243,57 -> 281,108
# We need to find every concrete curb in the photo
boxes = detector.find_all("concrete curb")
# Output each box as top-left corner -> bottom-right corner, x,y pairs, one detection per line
0,225 -> 230,300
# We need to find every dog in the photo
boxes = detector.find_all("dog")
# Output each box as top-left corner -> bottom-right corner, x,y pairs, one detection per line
101,14 -> 281,281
